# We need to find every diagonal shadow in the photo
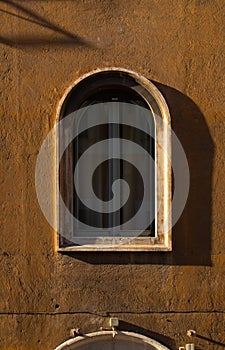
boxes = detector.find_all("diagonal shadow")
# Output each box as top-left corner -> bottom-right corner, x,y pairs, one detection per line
0,34 -> 91,48
191,332 -> 225,347
0,0 -> 94,48
118,320 -> 175,349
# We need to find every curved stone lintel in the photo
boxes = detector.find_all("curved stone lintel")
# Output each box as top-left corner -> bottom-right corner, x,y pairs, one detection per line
54,330 -> 170,350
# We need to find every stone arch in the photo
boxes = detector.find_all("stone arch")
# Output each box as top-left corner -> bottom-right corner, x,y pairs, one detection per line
54,331 -> 170,350
55,67 -> 172,251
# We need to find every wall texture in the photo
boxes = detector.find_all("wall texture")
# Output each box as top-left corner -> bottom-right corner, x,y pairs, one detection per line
0,1 -> 224,349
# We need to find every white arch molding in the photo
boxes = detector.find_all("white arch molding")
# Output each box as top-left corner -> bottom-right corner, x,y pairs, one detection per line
55,67 -> 172,251
54,331 -> 171,350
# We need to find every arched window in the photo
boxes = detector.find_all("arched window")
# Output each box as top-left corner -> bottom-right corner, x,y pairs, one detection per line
57,68 -> 171,251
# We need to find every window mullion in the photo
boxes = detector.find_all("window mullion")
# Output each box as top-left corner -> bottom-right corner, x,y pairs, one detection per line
108,102 -> 120,234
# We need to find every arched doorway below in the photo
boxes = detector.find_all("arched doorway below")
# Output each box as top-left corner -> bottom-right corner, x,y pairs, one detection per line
55,331 -> 170,350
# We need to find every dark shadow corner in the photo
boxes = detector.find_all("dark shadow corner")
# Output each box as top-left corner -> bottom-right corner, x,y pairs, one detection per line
154,81 -> 213,267
118,320 -> 175,349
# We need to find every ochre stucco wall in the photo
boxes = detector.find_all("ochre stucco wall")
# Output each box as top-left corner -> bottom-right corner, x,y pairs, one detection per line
0,1 -> 224,349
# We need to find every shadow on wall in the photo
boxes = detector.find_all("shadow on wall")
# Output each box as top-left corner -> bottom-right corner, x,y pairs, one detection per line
118,320 -> 175,349
0,0 -> 94,48
64,83 -> 213,267
155,82 -> 214,267
118,323 -> 225,349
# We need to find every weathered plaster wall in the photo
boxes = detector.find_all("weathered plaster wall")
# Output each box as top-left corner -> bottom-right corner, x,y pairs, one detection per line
0,1 -> 224,349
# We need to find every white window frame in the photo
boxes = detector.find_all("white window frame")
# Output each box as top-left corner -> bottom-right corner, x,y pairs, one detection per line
56,68 -> 172,251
